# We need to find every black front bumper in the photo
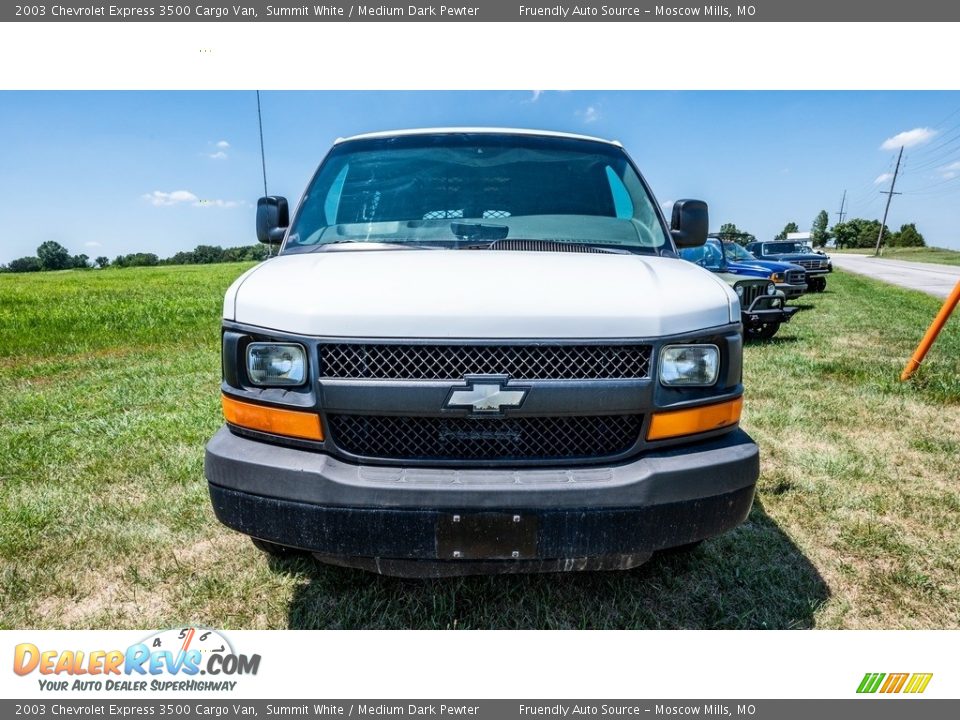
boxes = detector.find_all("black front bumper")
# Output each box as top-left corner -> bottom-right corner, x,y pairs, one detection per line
742,304 -> 799,329
205,426 -> 759,574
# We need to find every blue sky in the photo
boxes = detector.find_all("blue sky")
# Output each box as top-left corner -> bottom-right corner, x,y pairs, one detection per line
2,90 -> 960,264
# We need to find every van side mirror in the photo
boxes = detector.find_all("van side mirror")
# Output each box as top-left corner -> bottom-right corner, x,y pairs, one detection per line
670,199 -> 708,248
256,196 -> 289,244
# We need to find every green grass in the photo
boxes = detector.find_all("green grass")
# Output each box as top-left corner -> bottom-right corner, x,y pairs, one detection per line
1,264 -> 959,629
831,246 -> 960,266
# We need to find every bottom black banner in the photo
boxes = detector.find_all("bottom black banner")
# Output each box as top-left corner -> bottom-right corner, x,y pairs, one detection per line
3,700 -> 957,720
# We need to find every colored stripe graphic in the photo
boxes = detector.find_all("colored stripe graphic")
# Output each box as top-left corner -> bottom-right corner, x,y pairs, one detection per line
880,673 -> 909,693
857,672 -> 932,694
904,673 -> 933,694
857,673 -> 885,693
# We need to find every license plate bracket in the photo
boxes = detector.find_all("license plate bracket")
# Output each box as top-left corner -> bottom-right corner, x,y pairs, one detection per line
437,512 -> 538,560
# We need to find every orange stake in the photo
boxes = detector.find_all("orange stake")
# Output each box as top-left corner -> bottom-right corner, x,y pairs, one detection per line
901,279 -> 960,381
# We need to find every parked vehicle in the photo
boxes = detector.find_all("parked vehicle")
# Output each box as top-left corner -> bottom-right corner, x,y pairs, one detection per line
745,240 -> 830,292
708,235 -> 807,298
680,239 -> 798,340
204,128 -> 760,577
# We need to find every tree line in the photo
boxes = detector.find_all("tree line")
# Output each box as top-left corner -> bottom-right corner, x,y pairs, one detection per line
1,241 -> 270,273
718,211 -> 926,250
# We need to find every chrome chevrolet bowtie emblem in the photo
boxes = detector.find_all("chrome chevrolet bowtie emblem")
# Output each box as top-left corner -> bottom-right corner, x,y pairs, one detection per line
445,376 -> 528,414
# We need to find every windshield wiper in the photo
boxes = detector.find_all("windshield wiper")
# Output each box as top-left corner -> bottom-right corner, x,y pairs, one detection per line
460,238 -> 638,255
309,239 -> 442,251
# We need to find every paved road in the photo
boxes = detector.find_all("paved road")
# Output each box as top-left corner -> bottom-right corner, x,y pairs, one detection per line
830,254 -> 960,299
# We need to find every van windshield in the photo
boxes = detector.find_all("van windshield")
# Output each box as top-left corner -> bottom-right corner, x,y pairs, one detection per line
283,133 -> 670,253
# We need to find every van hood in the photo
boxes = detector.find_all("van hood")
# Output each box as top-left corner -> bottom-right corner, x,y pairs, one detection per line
226,249 -> 737,339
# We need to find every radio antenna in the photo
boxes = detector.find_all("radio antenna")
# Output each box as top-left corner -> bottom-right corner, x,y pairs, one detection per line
256,91 -> 272,256
256,90 -> 268,196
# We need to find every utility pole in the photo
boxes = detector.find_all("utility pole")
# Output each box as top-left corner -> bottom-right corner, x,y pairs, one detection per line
875,146 -> 903,256
835,189 -> 847,224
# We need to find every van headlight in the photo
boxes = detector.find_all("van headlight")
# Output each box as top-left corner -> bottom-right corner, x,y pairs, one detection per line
766,282 -> 776,295
659,344 -> 720,387
246,343 -> 307,386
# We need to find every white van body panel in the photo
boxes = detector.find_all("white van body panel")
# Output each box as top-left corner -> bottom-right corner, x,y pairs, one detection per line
229,250 -> 737,338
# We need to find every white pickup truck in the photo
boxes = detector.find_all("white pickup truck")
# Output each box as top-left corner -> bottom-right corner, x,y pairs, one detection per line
204,128 -> 759,576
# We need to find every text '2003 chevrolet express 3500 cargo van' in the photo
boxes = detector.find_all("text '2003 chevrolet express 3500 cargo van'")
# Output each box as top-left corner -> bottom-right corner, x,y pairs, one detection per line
204,128 -> 760,576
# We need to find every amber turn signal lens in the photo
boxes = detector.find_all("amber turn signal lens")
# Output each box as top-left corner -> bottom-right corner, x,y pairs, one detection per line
647,396 -> 743,441
222,395 -> 324,441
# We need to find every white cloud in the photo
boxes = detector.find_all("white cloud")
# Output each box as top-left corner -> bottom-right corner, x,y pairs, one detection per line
529,90 -> 543,102
196,199 -> 240,208
206,140 -> 230,159
939,160 -> 960,179
143,190 -> 239,208
578,106 -> 601,124
143,190 -> 199,206
874,172 -> 894,185
84,241 -> 102,248
880,127 -> 937,150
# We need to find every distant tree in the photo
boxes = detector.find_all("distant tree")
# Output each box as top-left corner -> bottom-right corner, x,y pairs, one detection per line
192,245 -> 224,264
95,256 -> 110,268
37,241 -> 72,271
130,253 -> 158,267
811,210 -> 831,248
774,222 -> 799,241
114,252 -> 158,267
71,254 -> 90,269
889,223 -> 926,248
220,246 -> 246,262
832,218 -> 890,249
246,244 -> 270,261
164,251 -> 194,265
7,256 -> 42,273
716,223 -> 756,244
112,244 -> 270,269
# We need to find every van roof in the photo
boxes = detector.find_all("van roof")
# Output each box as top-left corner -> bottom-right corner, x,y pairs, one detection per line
335,127 -> 622,147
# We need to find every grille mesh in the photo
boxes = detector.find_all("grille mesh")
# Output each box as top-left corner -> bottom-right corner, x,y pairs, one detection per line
327,414 -> 643,462
796,259 -> 824,270
319,343 -> 651,380
786,270 -> 805,285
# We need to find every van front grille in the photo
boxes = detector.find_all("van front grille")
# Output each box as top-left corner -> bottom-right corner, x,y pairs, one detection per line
327,414 -> 644,463
319,343 -> 652,381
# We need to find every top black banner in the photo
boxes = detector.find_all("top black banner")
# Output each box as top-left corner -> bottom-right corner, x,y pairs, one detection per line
6,1 -> 960,22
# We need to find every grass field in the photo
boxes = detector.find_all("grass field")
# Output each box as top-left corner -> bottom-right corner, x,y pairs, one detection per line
1,264 -> 959,630
831,246 -> 960,266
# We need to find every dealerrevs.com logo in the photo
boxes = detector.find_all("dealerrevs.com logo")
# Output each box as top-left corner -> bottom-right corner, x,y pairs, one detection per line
13,627 -> 261,692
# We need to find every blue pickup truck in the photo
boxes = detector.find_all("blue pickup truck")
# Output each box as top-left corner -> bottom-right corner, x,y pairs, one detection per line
714,237 -> 808,298
745,240 -> 830,292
